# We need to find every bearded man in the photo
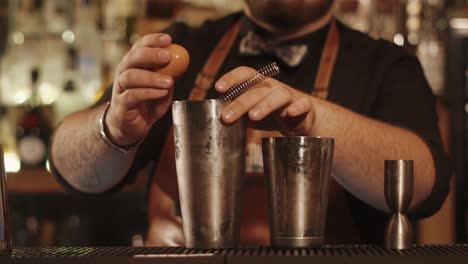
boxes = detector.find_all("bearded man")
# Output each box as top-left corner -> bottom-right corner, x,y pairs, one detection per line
51,0 -> 450,245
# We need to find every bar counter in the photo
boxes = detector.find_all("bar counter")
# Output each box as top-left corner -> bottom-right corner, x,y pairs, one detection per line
2,245 -> 468,263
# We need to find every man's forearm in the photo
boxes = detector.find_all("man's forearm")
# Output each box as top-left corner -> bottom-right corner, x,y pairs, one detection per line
51,104 -> 137,194
308,97 -> 435,212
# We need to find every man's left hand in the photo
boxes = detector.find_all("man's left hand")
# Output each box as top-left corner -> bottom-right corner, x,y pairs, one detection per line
215,66 -> 315,135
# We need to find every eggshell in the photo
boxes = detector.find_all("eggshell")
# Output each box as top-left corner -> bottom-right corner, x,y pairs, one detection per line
157,44 -> 190,78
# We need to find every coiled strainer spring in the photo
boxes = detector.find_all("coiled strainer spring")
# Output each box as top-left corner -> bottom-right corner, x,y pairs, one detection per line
219,62 -> 280,101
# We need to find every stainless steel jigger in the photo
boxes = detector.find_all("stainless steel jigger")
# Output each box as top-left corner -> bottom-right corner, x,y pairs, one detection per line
0,145 -> 12,252
384,160 -> 414,250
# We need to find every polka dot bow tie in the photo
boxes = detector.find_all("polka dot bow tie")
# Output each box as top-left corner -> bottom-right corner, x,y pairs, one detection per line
239,31 -> 309,68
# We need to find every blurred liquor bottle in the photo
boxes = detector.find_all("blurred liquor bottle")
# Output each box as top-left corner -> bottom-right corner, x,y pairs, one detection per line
336,0 -> 371,33
416,0 -> 446,96
0,0 -> 7,55
1,0 -> 76,107
404,0 -> 425,53
1,0 -> 43,106
0,1 -> 20,173
53,47 -> 86,126
16,68 -> 52,168
369,0 -> 403,41
37,0 -> 74,106
135,0 -> 179,37
54,80 -> 86,126
446,0 -> 468,14
100,0 -> 144,96
73,0 -> 102,105
0,105 -> 20,173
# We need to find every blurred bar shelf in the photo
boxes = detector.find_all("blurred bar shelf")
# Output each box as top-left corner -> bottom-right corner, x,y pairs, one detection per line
6,167 -> 148,194
7,168 -> 65,194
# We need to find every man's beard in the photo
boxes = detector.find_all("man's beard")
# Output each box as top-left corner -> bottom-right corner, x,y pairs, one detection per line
248,1 -> 334,31
263,12 -> 312,29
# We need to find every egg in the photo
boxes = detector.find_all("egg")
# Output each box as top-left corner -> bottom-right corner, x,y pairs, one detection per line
157,44 -> 190,78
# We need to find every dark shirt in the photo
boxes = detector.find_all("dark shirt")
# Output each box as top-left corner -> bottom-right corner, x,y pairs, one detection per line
56,13 -> 451,244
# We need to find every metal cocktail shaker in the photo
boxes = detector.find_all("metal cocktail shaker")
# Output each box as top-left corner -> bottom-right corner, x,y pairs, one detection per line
172,100 -> 246,249
384,160 -> 414,250
262,137 -> 334,248
0,145 -> 12,252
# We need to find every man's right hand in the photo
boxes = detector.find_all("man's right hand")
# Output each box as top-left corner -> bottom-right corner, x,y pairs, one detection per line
106,33 -> 175,146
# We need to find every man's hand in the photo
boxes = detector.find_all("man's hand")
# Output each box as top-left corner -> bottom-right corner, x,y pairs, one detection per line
215,66 -> 316,135
146,216 -> 185,247
106,33 -> 175,146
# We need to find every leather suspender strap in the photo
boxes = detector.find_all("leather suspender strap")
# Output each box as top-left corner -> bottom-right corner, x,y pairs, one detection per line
189,21 -> 242,100
312,20 -> 339,99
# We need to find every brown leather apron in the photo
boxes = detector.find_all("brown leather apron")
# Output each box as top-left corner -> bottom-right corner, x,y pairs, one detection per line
149,19 -> 361,245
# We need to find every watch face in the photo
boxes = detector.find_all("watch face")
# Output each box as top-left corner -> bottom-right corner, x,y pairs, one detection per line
18,135 -> 46,165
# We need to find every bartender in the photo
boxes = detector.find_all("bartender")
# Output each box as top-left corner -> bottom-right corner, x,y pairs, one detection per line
50,0 -> 450,245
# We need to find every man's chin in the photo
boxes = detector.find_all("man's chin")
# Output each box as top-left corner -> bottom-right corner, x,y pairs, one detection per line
263,16 -> 311,31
